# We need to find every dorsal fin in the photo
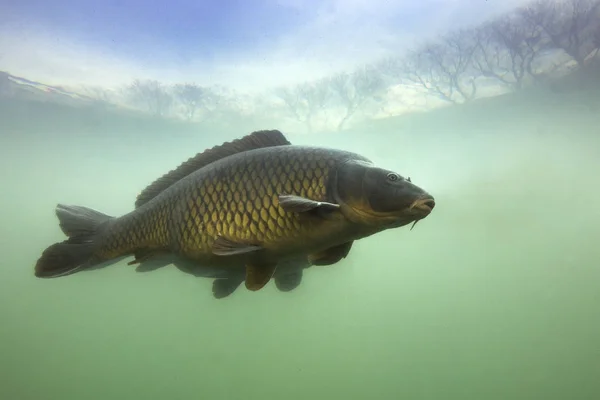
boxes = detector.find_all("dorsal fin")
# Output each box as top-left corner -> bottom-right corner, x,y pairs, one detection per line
135,130 -> 291,208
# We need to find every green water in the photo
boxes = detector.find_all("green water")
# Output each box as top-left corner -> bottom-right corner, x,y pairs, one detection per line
1,88 -> 599,399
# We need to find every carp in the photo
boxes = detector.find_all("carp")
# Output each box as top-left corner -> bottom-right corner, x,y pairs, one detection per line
35,130 -> 435,293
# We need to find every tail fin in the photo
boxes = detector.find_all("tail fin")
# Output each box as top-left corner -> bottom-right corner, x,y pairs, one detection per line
35,204 -> 114,278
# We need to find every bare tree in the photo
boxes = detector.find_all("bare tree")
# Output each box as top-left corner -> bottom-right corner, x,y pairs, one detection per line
329,65 -> 386,131
375,56 -> 408,86
198,85 -> 228,121
519,0 -> 600,68
471,13 -> 549,89
126,79 -> 173,117
400,29 -> 479,104
205,87 -> 252,125
173,83 -> 211,121
274,86 -> 308,131
275,78 -> 332,133
470,25 -> 517,87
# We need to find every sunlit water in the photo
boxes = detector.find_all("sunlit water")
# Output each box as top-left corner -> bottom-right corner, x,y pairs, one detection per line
1,86 -> 599,399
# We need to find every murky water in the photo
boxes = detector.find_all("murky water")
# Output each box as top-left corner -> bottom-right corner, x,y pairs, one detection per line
1,80 -> 599,399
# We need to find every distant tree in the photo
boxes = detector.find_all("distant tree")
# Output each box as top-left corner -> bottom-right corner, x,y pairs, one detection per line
126,79 -> 173,117
184,85 -> 267,127
275,78 -> 332,133
519,0 -> 600,68
207,87 -> 253,125
199,85 -> 228,120
471,13 -> 548,89
173,83 -> 211,121
274,86 -> 305,130
376,56 -> 405,85
400,29 -> 478,104
329,65 -> 386,131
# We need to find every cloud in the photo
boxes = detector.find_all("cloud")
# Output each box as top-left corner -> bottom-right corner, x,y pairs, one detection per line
0,0 -> 532,93
1,26 -> 140,89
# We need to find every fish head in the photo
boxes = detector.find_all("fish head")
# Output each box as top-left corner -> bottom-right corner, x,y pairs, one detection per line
335,160 -> 435,229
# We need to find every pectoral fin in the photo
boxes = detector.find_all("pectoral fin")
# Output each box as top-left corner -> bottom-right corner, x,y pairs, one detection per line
245,263 -> 277,291
212,235 -> 263,256
308,241 -> 354,266
278,195 -> 340,213
274,269 -> 303,292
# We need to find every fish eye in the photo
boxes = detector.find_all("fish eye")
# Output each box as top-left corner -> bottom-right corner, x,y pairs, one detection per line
386,172 -> 400,182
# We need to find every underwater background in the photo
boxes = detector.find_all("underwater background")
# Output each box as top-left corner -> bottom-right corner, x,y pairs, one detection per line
1,0 -> 600,399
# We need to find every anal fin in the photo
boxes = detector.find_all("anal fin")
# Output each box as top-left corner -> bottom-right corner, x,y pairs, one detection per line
245,263 -> 277,291
308,241 -> 354,266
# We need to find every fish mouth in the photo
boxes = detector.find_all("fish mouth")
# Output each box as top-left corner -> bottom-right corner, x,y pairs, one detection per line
407,197 -> 435,231
409,197 -> 436,215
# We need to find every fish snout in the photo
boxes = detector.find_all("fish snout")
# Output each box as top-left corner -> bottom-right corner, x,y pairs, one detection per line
410,197 -> 435,215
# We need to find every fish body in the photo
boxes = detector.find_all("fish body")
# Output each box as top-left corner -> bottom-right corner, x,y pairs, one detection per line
35,130 -> 435,293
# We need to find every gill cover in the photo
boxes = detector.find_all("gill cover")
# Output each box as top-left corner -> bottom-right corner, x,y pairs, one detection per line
334,159 -> 370,207
333,159 -> 377,225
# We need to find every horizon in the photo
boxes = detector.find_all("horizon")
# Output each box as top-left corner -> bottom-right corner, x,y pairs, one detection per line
0,0 -> 530,93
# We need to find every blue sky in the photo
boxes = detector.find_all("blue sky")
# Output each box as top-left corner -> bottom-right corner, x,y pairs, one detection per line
0,0 -> 530,92
3,0 -> 313,62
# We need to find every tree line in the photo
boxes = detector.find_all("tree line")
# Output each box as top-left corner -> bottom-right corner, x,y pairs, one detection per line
83,0 -> 600,132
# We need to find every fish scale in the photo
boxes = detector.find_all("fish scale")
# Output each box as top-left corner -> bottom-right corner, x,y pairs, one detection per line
168,147 -> 335,256
93,146 -> 337,264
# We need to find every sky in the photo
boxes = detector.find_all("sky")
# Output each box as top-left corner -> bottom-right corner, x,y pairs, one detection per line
0,0 -> 531,93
